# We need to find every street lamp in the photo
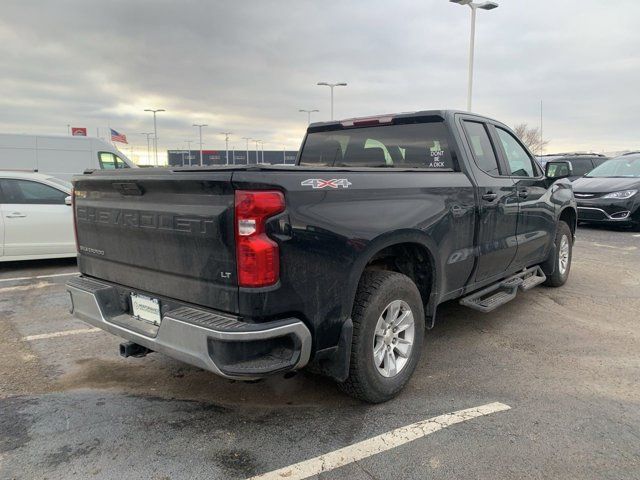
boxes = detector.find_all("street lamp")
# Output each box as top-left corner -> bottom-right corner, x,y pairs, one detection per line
139,133 -> 154,165
185,139 -> 193,166
241,137 -> 251,164
259,140 -> 265,164
193,123 -> 208,166
253,139 -> 261,165
316,82 -> 347,120
299,109 -> 319,125
144,108 -> 165,166
220,132 -> 232,165
449,0 -> 498,111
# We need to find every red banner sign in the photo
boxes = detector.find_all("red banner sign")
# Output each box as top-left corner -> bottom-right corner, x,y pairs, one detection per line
71,127 -> 87,136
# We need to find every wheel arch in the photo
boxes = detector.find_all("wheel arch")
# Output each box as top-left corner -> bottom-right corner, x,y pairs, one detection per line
345,231 -> 441,326
559,206 -> 577,239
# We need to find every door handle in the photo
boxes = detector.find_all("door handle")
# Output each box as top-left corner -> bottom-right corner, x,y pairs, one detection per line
517,189 -> 529,199
6,212 -> 26,218
482,192 -> 498,201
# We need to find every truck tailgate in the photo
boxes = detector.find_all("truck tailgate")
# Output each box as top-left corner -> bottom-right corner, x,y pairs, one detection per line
73,170 -> 237,313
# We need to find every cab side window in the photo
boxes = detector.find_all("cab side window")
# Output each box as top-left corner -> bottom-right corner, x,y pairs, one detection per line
117,155 -> 130,168
463,121 -> 500,176
0,179 -> 67,205
99,152 -> 130,169
496,128 -> 537,177
99,152 -> 116,169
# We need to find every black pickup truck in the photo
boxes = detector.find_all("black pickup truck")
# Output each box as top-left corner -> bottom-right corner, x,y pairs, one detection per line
67,110 -> 577,403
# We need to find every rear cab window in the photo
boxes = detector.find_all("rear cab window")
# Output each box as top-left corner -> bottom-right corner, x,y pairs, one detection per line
298,120 -> 456,170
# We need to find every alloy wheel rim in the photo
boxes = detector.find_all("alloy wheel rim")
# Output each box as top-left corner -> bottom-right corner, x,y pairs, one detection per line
558,235 -> 570,276
372,300 -> 415,378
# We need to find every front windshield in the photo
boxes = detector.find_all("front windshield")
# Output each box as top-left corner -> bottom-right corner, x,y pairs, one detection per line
585,156 -> 640,178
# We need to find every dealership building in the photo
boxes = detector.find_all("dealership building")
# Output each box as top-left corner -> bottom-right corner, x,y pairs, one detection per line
167,149 -> 298,166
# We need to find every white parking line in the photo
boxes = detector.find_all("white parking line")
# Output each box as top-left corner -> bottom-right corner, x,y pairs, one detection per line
0,281 -> 58,293
23,328 -> 102,341
247,401 -> 511,480
0,272 -> 78,284
593,243 -> 637,251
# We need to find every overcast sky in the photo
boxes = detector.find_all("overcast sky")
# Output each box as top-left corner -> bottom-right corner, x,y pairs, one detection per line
1,0 -> 638,163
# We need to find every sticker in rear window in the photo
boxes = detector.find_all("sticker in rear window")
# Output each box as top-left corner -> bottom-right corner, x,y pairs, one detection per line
428,142 -> 446,168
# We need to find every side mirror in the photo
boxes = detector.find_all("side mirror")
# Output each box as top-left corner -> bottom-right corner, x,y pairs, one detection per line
545,160 -> 573,180
65,196 -> 72,206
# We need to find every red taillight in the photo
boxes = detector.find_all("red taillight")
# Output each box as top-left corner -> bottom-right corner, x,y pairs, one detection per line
235,190 -> 285,287
71,188 -> 79,252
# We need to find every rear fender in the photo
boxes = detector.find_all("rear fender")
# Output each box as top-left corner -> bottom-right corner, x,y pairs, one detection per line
345,230 -> 441,323
315,231 -> 440,382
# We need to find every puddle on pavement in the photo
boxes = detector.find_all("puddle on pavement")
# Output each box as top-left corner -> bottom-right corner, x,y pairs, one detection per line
55,357 -> 356,408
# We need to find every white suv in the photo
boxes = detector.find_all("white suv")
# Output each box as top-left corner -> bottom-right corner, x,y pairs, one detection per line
0,171 -> 76,261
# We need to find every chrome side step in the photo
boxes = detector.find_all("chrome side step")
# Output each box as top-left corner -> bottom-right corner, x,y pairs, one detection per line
460,266 -> 546,313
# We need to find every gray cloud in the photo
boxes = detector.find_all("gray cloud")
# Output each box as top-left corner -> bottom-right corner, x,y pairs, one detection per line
0,0 -> 638,163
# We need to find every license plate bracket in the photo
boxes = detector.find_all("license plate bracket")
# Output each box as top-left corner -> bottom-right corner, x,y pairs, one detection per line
130,293 -> 161,326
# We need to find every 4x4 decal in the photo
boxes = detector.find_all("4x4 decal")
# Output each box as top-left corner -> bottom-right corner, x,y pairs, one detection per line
301,178 -> 352,189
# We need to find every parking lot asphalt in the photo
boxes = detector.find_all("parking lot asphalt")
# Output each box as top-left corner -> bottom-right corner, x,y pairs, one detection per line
1,226 -> 639,480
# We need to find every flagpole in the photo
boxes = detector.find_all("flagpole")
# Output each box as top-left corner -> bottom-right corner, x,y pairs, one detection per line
108,120 -> 114,146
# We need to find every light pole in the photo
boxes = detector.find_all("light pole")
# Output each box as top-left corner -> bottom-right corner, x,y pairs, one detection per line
139,133 -> 154,164
241,137 -> 251,164
259,140 -> 265,164
317,82 -> 347,120
220,132 -> 232,165
185,139 -> 193,166
144,108 -> 165,166
449,0 -> 498,112
253,139 -> 260,165
193,123 -> 207,166
299,109 -> 319,125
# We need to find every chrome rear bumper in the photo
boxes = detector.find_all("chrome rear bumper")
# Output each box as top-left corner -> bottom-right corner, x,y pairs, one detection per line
66,276 -> 312,379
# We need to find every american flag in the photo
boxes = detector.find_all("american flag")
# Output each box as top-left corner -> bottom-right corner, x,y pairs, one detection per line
110,128 -> 128,144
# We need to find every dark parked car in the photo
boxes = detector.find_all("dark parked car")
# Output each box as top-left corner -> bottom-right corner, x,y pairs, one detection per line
537,153 -> 609,181
571,153 -> 640,230
67,110 -> 577,403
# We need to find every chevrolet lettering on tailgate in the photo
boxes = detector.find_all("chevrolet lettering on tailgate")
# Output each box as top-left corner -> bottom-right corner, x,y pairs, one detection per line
76,206 -> 215,236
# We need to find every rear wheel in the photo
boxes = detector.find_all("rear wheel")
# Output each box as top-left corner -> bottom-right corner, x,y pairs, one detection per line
339,270 -> 425,403
543,221 -> 573,287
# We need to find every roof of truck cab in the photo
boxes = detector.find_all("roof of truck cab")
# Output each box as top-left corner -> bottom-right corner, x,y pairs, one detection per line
307,109 -> 498,130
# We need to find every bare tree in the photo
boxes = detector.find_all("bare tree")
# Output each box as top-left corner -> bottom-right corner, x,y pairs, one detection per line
513,123 -> 549,154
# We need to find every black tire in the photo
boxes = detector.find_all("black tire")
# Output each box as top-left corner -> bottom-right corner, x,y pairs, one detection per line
338,270 -> 425,403
543,221 -> 573,287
